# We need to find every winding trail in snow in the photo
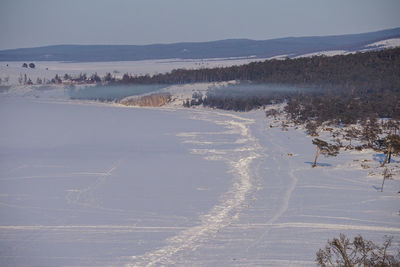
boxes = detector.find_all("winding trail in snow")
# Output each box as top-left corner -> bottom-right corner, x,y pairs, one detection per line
129,109 -> 261,266
238,121 -> 302,252
247,165 -> 298,251
2,90 -> 400,266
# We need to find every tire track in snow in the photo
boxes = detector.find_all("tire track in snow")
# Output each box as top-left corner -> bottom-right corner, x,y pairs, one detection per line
129,110 -> 261,266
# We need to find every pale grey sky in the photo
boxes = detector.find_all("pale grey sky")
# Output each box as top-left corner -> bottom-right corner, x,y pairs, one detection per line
0,0 -> 399,50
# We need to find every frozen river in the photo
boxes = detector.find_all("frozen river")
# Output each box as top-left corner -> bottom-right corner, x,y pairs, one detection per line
0,97 -> 260,266
0,96 -> 399,266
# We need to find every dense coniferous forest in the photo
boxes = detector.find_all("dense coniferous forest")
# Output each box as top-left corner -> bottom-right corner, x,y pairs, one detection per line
116,48 -> 400,124
116,48 -> 400,88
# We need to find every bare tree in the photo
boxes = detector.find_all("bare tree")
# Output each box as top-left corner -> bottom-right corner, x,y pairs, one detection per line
361,118 -> 382,148
344,127 -> 361,147
380,168 -> 393,192
383,120 -> 400,135
18,74 -> 23,85
381,134 -> 400,167
312,138 -> 340,167
316,234 -> 399,267
265,108 -> 280,119
306,121 -> 319,136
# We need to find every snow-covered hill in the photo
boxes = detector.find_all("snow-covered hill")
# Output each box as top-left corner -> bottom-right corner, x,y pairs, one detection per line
1,27 -> 399,62
365,38 -> 400,49
295,37 -> 400,58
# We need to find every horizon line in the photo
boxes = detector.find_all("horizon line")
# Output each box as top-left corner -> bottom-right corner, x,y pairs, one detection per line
1,26 -> 399,52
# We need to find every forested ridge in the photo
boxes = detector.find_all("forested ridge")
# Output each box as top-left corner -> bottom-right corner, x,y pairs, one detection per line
117,48 -> 400,89
115,48 -> 400,124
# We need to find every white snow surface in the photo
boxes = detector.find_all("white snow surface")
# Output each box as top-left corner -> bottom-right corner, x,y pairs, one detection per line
365,38 -> 400,49
295,50 -> 348,58
0,57 -> 268,86
0,86 -> 399,266
294,38 -> 400,58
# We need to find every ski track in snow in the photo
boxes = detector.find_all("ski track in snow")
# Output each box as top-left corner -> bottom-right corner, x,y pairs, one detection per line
129,110 -> 261,266
66,160 -> 120,209
247,165 -> 298,251
1,98 -> 399,266
232,222 -> 400,232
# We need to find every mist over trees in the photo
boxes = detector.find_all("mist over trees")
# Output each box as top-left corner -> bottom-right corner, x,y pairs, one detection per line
163,48 -> 400,161
113,48 -> 399,122
41,47 -> 399,126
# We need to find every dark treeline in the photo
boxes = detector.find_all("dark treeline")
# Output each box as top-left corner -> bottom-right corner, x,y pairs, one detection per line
188,83 -> 292,112
284,87 -> 399,125
201,85 -> 399,123
116,48 -> 400,123
116,48 -> 400,89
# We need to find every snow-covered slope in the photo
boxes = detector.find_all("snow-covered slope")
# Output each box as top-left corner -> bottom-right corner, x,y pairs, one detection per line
295,50 -> 349,58
295,37 -> 400,58
365,38 -> 400,49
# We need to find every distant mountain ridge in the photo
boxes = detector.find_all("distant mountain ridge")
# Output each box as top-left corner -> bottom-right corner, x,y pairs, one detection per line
0,27 -> 399,62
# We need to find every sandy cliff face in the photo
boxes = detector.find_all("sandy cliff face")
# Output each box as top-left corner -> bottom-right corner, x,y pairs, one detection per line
121,93 -> 171,107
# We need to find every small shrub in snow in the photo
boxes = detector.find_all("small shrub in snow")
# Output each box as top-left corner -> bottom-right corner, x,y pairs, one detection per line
306,121 -> 319,136
316,234 -> 399,267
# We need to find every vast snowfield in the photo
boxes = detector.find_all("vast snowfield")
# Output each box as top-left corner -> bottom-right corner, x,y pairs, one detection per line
0,60 -> 399,265
0,92 -> 399,266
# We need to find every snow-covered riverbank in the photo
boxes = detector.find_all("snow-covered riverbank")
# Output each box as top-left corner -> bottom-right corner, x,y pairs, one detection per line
0,93 -> 399,266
